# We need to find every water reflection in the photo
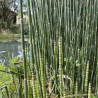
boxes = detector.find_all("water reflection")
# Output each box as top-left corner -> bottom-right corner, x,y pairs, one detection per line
0,40 -> 22,65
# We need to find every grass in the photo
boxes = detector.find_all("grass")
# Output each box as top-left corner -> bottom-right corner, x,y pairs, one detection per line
0,32 -> 20,38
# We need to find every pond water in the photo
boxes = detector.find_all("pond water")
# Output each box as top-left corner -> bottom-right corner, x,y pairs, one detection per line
0,40 -> 23,65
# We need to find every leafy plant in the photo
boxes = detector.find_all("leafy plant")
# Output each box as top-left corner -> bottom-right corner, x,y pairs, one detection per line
0,56 -> 24,98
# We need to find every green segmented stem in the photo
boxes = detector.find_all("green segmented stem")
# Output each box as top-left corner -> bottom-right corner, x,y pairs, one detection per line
85,62 -> 89,93
88,83 -> 91,98
32,70 -> 37,98
54,40 -> 57,94
70,82 -> 74,95
59,36 -> 63,96
40,52 -> 46,98
36,73 -> 41,98
75,81 -> 78,98
28,77 -> 32,98
19,0 -> 28,97
25,47 -> 28,76
54,41 -> 57,70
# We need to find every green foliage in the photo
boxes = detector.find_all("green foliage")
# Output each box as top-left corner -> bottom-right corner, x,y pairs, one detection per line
0,56 -> 24,97
0,63 -> 17,97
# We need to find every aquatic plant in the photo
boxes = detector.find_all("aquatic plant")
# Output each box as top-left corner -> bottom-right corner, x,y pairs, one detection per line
23,0 -> 97,97
1,0 -> 97,97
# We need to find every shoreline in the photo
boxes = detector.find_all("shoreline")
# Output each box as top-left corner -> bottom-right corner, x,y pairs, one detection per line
0,34 -> 28,39
0,36 -> 29,42
0,36 -> 20,39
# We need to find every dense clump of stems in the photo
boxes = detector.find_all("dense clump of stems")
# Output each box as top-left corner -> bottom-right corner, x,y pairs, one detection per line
26,0 -> 37,98
19,0 -> 97,97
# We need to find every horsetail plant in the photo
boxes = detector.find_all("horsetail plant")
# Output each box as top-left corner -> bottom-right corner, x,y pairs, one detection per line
85,62 -> 89,94
88,83 -> 91,98
70,82 -> 74,95
18,0 -> 97,97
19,0 -> 28,97
75,81 -> 79,98
59,36 -> 63,97
40,52 -> 46,98
36,73 -> 41,98
54,40 -> 57,94
32,69 -> 37,98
